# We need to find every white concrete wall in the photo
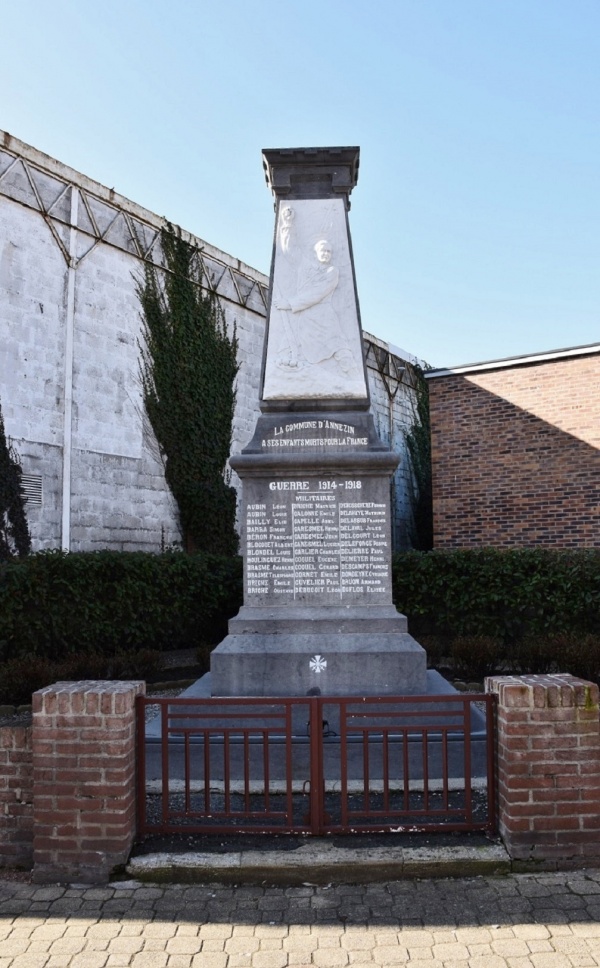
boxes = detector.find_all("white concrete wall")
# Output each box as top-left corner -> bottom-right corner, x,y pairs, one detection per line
0,131 -> 419,552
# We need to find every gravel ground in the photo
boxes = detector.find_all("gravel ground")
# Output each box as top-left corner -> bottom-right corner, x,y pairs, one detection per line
133,826 -> 494,857
0,709 -> 32,728
143,688 -> 186,723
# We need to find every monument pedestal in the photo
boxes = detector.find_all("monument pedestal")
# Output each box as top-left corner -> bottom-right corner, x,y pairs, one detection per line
211,615 -> 426,697
210,412 -> 427,697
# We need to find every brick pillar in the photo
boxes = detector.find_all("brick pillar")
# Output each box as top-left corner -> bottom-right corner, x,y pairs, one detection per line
32,680 -> 145,884
0,726 -> 33,869
486,673 -> 600,867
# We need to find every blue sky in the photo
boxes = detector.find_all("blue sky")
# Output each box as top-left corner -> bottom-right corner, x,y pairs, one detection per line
4,0 -> 599,367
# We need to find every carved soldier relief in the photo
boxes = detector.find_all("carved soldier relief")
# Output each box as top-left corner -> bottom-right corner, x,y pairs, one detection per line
262,198 -> 368,401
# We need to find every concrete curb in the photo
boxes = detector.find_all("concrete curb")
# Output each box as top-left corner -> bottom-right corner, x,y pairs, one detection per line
127,842 -> 512,885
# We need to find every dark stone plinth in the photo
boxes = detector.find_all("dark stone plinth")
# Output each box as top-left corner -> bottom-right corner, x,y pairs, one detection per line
262,147 -> 359,203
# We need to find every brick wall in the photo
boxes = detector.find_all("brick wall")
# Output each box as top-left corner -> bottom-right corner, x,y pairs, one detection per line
3,675 -> 600,877
0,726 -> 33,868
428,350 -> 600,548
31,681 -> 144,884
487,673 -> 600,867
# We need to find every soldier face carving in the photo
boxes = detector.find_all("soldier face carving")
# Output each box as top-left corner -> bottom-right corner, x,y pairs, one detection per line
314,240 -> 332,264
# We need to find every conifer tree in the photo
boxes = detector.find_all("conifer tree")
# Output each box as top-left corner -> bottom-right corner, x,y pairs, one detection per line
138,225 -> 239,555
0,398 -> 31,560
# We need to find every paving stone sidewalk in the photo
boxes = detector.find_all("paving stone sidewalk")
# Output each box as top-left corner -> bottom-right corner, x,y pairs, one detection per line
2,870 -> 600,968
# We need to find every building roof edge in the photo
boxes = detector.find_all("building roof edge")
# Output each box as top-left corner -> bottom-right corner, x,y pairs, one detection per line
425,342 -> 600,379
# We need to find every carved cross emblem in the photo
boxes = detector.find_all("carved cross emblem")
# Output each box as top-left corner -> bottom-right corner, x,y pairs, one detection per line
309,654 -> 327,673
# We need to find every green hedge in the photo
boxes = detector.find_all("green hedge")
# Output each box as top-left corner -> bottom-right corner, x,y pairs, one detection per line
0,550 -> 242,662
392,548 -> 600,643
2,548 -> 599,668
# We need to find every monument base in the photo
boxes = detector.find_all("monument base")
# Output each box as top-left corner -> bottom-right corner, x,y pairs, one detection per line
219,405 -> 427,698
210,605 -> 427,697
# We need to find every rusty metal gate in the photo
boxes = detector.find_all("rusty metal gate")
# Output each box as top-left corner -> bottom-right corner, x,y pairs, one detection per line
137,693 -> 496,837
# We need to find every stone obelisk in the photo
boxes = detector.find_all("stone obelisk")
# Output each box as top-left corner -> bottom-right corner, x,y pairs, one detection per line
210,147 -> 426,696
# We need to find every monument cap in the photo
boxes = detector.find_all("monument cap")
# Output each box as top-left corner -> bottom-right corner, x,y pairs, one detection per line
262,146 -> 360,203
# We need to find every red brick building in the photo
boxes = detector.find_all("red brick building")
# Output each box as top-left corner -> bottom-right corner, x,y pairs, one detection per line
426,344 -> 600,549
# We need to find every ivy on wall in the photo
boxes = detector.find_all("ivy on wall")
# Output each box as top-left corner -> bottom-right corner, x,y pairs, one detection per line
405,365 -> 433,550
0,398 -> 31,560
138,225 -> 239,555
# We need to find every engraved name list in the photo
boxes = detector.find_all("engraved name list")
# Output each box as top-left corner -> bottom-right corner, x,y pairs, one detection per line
245,479 -> 390,602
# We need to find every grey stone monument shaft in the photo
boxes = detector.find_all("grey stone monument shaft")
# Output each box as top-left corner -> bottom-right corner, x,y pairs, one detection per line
210,147 -> 426,697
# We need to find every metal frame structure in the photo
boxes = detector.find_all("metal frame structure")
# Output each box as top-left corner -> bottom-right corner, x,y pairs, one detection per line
0,141 -> 268,313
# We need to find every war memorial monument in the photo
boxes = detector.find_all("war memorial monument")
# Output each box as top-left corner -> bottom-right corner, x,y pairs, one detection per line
210,147 -> 427,698
144,151 -> 487,808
